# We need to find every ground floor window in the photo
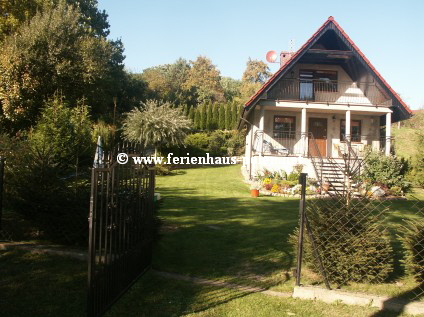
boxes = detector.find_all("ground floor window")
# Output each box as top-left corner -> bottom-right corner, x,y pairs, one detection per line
273,115 -> 296,138
340,119 -> 361,142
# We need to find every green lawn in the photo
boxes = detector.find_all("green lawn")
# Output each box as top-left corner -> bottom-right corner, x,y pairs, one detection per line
0,250 -> 398,317
152,165 -> 300,291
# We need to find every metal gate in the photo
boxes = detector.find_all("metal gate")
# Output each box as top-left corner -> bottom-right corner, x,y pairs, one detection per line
87,150 -> 155,317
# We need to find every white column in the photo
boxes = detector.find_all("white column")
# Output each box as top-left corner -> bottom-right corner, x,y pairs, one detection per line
345,110 -> 351,142
301,108 -> 307,156
385,112 -> 392,156
245,127 -> 252,168
258,106 -> 265,155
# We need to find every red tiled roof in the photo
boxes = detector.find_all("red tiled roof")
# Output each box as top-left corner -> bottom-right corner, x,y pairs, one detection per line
244,16 -> 412,116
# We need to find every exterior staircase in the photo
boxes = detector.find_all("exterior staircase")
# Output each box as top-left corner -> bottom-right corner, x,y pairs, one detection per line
318,159 -> 346,195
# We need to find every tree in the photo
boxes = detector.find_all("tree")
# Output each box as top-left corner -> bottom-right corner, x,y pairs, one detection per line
183,56 -> 225,103
219,104 -> 225,130
206,102 -> 213,131
212,103 -> 219,130
189,105 -> 195,122
0,2 -> 125,129
242,58 -> 272,84
122,100 -> 191,154
240,58 -> 272,101
225,103 -> 232,130
6,94 -> 93,242
142,58 -> 196,106
221,77 -> 242,102
231,102 -> 239,129
0,0 -> 110,40
194,106 -> 200,130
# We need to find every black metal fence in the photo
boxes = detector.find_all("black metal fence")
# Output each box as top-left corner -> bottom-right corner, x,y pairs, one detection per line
87,150 -> 155,317
295,174 -> 424,300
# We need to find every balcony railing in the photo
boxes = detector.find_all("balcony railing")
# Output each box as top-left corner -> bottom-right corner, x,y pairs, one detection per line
253,131 -> 307,156
253,131 -> 393,158
267,79 -> 392,106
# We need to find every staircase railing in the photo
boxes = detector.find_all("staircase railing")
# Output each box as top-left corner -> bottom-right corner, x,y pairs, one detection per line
308,133 -> 324,190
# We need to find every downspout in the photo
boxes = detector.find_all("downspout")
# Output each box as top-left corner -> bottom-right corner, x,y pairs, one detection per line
240,116 -> 254,180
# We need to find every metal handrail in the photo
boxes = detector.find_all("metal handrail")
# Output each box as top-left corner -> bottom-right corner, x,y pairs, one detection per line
308,133 -> 324,188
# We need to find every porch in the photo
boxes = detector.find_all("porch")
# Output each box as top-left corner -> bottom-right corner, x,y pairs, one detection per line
246,103 -> 394,160
252,130 -> 392,159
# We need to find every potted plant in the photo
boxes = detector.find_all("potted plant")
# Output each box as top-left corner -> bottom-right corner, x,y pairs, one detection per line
250,182 -> 260,197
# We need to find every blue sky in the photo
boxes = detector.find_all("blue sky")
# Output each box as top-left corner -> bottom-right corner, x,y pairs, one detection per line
99,0 -> 424,109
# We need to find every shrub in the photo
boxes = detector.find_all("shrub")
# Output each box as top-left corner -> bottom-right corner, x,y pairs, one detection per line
184,132 -> 210,156
208,130 -> 226,156
361,151 -> 409,190
287,172 -> 300,182
226,130 -> 245,156
280,180 -> 297,187
155,163 -> 173,176
289,198 -> 393,286
401,220 -> 424,282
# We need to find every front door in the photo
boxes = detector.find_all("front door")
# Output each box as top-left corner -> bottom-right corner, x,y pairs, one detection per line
309,118 -> 327,157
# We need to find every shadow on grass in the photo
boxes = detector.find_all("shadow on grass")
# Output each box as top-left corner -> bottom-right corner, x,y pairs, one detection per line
0,249 -> 86,317
152,186 -> 299,289
370,283 -> 424,317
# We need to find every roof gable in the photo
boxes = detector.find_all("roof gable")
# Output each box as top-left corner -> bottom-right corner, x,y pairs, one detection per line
243,16 -> 412,122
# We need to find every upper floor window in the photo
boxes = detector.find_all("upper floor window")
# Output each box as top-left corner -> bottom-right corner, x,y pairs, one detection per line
299,70 -> 338,93
274,115 -> 296,138
314,70 -> 338,92
340,119 -> 361,142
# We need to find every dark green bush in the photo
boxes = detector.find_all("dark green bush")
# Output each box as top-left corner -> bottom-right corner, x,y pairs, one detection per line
289,198 -> 393,287
361,151 -> 409,190
4,97 -> 93,244
401,220 -> 424,282
174,130 -> 245,158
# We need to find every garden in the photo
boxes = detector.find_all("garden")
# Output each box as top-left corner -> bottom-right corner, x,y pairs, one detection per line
2,165 -> 422,316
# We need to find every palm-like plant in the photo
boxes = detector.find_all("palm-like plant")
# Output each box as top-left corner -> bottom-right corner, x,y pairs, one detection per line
122,100 -> 192,154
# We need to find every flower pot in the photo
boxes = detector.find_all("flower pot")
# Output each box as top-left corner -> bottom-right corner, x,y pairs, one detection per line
251,189 -> 259,197
322,183 -> 330,192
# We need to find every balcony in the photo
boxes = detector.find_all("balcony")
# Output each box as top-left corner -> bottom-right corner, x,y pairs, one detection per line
267,79 -> 392,106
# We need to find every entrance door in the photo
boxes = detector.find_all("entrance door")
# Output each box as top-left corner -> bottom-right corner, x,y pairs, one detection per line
309,118 -> 327,157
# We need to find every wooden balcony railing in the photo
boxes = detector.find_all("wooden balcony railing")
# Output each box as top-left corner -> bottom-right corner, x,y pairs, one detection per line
267,79 -> 392,106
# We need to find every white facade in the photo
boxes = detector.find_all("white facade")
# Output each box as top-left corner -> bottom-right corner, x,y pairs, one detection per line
243,101 -> 392,180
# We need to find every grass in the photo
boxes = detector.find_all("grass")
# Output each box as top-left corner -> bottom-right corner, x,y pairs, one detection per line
152,165 -> 299,291
1,249 -> 399,317
0,250 -> 86,316
107,272 -> 389,317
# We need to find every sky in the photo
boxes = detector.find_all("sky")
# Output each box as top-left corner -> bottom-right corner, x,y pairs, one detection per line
98,0 -> 424,109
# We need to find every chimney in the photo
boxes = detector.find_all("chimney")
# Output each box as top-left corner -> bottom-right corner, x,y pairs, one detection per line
280,51 -> 294,67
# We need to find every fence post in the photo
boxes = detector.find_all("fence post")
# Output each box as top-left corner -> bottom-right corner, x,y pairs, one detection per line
295,172 -> 307,286
0,157 -> 4,230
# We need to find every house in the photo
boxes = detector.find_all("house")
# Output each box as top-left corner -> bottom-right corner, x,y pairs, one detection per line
239,17 -> 412,186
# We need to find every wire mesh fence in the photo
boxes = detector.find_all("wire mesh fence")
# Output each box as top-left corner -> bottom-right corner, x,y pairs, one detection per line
294,174 -> 424,300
